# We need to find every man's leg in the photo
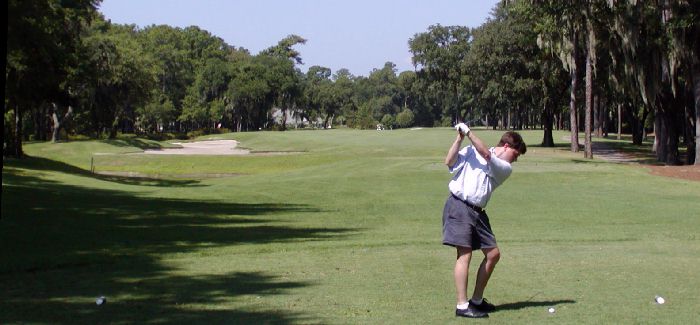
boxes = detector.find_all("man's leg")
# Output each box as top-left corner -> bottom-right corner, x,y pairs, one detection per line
454,246 -> 473,305
472,247 -> 500,301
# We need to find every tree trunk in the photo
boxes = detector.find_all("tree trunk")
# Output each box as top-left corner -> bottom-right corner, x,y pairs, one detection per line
325,114 -> 334,129
694,65 -> 700,165
584,36 -> 593,159
654,106 -> 668,161
541,102 -> 554,147
626,102 -> 645,145
570,31 -> 580,152
667,111 -> 680,165
280,108 -> 287,131
655,89 -> 683,165
34,105 -> 47,141
110,108 -> 121,139
595,95 -> 605,137
601,97 -> 608,137
593,95 -> 600,137
559,112 -> 564,130
617,103 -> 622,140
507,109 -> 511,130
109,117 -> 119,139
13,104 -> 24,158
51,103 -> 73,142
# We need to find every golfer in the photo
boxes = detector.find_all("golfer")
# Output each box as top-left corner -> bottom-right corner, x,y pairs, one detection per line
443,123 -> 526,318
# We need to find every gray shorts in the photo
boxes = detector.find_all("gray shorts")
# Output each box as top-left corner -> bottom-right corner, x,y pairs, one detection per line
442,194 -> 497,249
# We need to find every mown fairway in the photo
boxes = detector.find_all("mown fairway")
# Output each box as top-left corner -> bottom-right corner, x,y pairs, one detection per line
2,128 -> 699,324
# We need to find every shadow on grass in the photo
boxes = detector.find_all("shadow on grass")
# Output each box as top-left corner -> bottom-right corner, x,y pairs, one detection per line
529,143 -> 572,149
1,272 -> 315,324
571,159 -> 613,165
494,299 -> 576,312
5,155 -> 204,187
1,170 -> 353,324
593,140 -> 662,164
100,138 -> 174,150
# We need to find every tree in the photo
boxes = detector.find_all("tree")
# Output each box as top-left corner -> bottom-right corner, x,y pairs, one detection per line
226,56 -> 272,131
529,1 -> 588,152
304,66 -> 335,127
662,0 -> 700,164
605,0 -> 689,164
137,90 -> 175,133
260,35 -> 307,65
582,4 -> 605,159
333,69 -> 357,126
138,25 -> 190,121
508,1 -> 570,146
467,3 -> 540,132
178,57 -> 232,130
82,21 -> 155,138
409,25 -> 472,124
259,35 -> 307,130
6,0 -> 100,156
396,109 -> 415,128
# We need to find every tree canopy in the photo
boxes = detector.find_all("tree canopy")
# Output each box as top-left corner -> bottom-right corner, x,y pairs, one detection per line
5,0 -> 699,165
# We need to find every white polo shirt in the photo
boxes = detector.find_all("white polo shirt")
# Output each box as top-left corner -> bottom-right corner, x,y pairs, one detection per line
448,145 -> 512,208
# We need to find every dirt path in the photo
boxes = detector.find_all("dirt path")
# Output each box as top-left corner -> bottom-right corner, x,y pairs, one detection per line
592,142 -> 700,182
581,138 -> 700,182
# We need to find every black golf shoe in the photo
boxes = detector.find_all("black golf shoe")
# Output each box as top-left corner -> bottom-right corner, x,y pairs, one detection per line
468,298 -> 496,312
455,305 -> 489,318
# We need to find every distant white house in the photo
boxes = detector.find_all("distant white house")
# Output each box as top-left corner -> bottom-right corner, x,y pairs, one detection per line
271,108 -> 305,128
271,108 -> 326,129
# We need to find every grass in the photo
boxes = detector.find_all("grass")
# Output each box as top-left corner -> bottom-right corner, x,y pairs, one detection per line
2,128 -> 700,324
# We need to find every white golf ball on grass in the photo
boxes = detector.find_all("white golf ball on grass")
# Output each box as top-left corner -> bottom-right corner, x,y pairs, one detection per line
96,296 -> 106,306
654,295 -> 665,304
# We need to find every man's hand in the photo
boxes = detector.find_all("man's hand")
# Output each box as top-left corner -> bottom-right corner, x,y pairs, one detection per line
455,123 -> 470,136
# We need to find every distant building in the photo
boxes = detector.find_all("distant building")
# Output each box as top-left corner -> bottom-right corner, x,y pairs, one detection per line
271,108 -> 325,129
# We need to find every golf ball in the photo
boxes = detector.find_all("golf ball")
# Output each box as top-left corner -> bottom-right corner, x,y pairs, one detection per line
548,307 -> 556,313
654,296 -> 665,304
96,296 -> 106,306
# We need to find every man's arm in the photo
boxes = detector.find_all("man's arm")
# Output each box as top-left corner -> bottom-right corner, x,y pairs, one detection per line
446,124 -> 492,167
466,130 -> 491,161
454,123 -> 491,161
445,132 -> 464,168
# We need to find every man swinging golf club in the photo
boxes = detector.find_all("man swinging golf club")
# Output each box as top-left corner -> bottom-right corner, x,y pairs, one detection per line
443,123 -> 526,318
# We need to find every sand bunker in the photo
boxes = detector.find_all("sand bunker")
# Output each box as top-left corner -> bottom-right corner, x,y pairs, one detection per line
142,140 -> 250,155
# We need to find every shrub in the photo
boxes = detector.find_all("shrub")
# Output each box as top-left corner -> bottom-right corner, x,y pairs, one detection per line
116,133 -> 138,139
186,130 -> 206,139
67,134 -> 92,141
396,109 -> 415,128
381,114 -> 395,128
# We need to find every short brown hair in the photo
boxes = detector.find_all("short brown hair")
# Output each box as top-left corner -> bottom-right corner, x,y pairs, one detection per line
497,131 -> 527,155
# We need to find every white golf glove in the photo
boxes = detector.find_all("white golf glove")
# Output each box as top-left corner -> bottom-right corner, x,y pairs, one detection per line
455,123 -> 470,135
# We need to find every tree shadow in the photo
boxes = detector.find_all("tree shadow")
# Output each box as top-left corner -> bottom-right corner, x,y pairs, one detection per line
1,170 -> 354,324
529,143 -> 572,149
494,299 -> 576,312
5,155 -> 205,187
592,141 -> 667,165
571,159 -> 612,165
100,138 -> 176,150
2,271 -> 316,324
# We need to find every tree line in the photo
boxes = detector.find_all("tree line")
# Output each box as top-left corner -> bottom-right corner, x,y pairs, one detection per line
5,0 -> 699,165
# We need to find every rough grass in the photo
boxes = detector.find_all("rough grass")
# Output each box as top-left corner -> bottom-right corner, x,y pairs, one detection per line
2,128 -> 699,324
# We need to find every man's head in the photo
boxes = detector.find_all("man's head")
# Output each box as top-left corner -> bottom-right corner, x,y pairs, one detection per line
496,131 -> 527,163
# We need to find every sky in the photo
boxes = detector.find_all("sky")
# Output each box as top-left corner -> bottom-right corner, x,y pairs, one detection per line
98,0 -> 500,77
